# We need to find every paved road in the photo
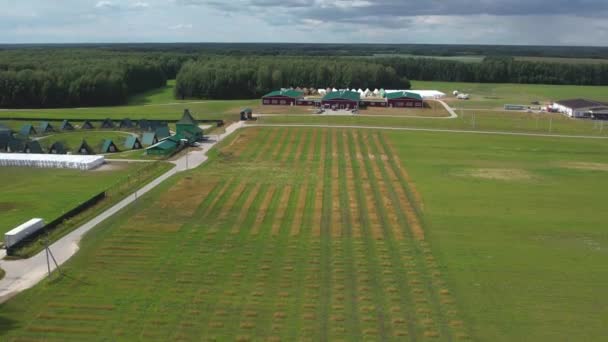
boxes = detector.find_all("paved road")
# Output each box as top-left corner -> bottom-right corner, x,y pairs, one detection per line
247,123 -> 608,140
0,121 -> 244,303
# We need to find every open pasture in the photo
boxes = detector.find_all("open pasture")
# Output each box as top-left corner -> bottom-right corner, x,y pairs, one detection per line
0,164 -> 138,236
411,80 -> 608,110
0,127 -> 469,341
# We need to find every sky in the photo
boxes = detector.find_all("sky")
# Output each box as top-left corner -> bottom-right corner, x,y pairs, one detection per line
1,0 -> 607,46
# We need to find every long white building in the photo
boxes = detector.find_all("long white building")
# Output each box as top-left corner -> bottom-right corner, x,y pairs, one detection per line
553,98 -> 608,118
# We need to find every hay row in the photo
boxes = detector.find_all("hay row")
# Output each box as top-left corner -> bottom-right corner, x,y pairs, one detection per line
232,184 -> 262,234
251,186 -> 277,235
271,186 -> 293,236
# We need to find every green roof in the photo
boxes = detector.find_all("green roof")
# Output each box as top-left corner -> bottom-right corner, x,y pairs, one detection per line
177,109 -> 198,126
77,140 -> 94,155
322,90 -> 360,102
142,132 -> 158,145
49,142 -> 66,154
39,121 -> 54,132
241,108 -> 253,114
156,126 -> 170,139
60,120 -> 74,130
25,140 -> 43,153
101,139 -> 119,153
147,139 -> 177,151
124,136 -> 142,149
19,125 -> 36,136
263,90 -> 304,98
385,91 -> 423,101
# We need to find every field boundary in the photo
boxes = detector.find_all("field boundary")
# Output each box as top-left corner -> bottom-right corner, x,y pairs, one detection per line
247,123 -> 608,140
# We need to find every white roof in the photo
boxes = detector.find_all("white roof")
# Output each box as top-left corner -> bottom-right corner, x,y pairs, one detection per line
385,90 -> 446,99
6,218 -> 44,236
0,153 -> 105,170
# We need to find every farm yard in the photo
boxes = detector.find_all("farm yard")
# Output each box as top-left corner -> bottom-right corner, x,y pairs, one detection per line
1,126 -> 607,341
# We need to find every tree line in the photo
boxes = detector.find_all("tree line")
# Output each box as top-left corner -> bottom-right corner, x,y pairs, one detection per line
1,47 -> 608,107
0,49 -> 188,108
174,57 -> 408,99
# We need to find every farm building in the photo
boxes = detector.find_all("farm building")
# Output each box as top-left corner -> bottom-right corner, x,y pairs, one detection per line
101,118 -> 115,129
552,99 -> 608,118
7,138 -> 25,153
60,120 -> 74,131
385,91 -> 424,108
101,139 -> 119,153
322,90 -> 361,110
138,119 -> 151,131
24,141 -> 43,154
124,136 -> 143,150
49,142 -> 67,154
262,90 -> 304,106
82,120 -> 95,129
176,109 -> 204,142
360,99 -> 387,108
19,125 -> 36,137
77,140 -> 95,155
38,121 -> 55,133
155,126 -> 171,140
120,118 -> 135,129
142,132 -> 159,146
146,139 -> 178,156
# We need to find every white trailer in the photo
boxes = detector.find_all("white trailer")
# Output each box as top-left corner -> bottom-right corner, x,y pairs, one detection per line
5,218 -> 45,249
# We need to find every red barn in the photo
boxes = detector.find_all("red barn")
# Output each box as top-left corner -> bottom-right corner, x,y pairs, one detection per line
322,90 -> 360,110
262,90 -> 304,106
386,91 -> 424,108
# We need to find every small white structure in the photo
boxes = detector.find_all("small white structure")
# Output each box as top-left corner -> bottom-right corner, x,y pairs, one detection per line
453,90 -> 459,96
5,218 -> 45,249
385,90 -> 446,99
318,89 -> 327,96
373,88 -> 380,95
457,93 -> 470,100
0,153 -> 105,170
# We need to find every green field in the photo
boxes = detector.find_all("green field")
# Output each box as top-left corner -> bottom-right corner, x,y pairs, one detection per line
411,80 -> 608,109
1,127 -> 607,340
0,165 -> 138,236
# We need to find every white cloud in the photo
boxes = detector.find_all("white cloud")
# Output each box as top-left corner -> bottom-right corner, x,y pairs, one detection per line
168,23 -> 193,30
130,2 -> 150,9
95,1 -> 117,9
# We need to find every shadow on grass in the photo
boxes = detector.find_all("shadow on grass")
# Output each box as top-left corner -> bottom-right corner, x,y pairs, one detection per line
0,313 -> 21,336
127,83 -> 175,106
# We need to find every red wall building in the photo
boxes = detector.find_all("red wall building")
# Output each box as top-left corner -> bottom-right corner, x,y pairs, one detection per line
322,91 -> 361,110
386,92 -> 424,108
262,90 -> 304,106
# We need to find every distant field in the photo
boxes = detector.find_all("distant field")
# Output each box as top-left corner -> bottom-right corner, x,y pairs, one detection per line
364,54 -> 608,65
1,127 -> 607,340
515,56 -> 608,64
411,80 -> 608,109
0,165 -> 137,235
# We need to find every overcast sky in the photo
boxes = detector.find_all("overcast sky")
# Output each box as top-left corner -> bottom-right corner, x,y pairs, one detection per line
1,0 -> 607,46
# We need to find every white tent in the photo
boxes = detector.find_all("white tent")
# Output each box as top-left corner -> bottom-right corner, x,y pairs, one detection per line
373,89 -> 380,95
318,89 -> 327,95
332,88 -> 338,92
0,153 -> 105,170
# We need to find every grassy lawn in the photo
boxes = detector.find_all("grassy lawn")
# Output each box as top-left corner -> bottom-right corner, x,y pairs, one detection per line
0,164 -> 138,236
2,127 -> 606,340
411,80 -> 608,110
386,130 -> 608,341
255,110 -> 608,137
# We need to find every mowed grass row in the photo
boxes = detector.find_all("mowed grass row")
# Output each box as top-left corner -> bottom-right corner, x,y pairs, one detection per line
0,127 -> 467,341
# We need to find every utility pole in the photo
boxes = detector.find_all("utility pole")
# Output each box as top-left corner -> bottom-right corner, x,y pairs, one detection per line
549,117 -> 553,133
44,235 -> 62,277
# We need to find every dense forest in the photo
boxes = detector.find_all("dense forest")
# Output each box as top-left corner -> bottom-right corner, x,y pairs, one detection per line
1,44 -> 608,107
174,58 -> 408,99
0,50 -> 187,108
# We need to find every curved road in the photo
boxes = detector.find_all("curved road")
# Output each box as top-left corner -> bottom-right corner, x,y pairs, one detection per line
0,121 -> 244,303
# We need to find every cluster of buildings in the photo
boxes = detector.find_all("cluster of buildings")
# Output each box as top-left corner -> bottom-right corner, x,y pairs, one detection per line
0,110 -> 206,157
261,88 -> 443,111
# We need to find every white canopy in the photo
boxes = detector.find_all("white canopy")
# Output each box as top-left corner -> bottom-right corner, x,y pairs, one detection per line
0,153 -> 105,170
